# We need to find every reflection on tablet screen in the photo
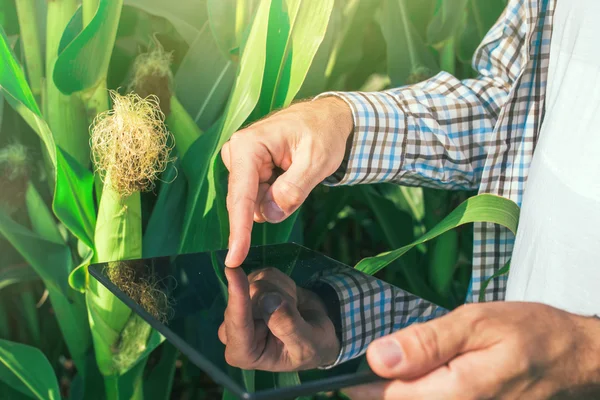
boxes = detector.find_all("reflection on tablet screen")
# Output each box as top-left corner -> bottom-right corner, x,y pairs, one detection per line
89,243 -> 382,400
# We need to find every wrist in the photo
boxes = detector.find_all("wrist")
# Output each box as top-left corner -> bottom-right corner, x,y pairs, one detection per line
312,96 -> 354,144
300,286 -> 341,366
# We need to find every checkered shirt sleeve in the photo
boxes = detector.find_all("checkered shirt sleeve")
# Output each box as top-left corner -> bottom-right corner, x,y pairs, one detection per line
308,268 -> 447,367
317,0 -> 527,191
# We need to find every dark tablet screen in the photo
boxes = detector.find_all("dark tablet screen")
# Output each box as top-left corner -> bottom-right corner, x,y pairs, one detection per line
89,243 -> 383,400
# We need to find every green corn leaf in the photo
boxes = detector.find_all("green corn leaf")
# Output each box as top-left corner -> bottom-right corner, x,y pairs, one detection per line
0,211 -> 70,292
258,0 -> 334,113
56,148 -> 98,292
296,0 -> 341,98
251,211 -> 299,247
0,28 -> 96,292
207,0 -> 254,59
179,122 -> 226,253
55,147 -> 96,252
355,194 -> 520,276
0,210 -> 91,370
179,0 -> 273,253
46,0 -> 92,168
143,342 -> 179,400
0,339 -> 61,400
0,264 -> 38,291
479,260 -> 511,302
457,0 -> 506,63
378,0 -> 438,86
216,0 -> 272,150
143,160 -> 187,258
25,183 -> 64,245
325,0 -> 381,82
173,25 -> 235,131
124,0 -> 208,45
426,0 -> 469,47
0,25 -> 56,167
53,0 -> 123,94
304,187 -> 349,249
125,0 -> 231,131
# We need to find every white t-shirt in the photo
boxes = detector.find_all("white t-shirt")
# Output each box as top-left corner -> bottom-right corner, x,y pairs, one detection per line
505,0 -> 600,316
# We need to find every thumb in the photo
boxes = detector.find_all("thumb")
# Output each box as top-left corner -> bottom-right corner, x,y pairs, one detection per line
366,307 -> 485,380
258,292 -> 313,348
260,152 -> 322,223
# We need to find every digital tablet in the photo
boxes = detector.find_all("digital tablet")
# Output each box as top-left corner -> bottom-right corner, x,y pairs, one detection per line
89,243 -> 384,400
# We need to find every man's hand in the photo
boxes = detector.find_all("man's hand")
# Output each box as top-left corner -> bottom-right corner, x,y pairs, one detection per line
346,302 -> 600,400
218,267 -> 340,371
221,97 -> 353,267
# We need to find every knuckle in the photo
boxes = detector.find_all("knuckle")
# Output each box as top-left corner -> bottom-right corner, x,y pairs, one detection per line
275,180 -> 306,210
409,323 -> 442,363
269,305 -> 297,337
458,304 -> 490,332
224,350 -> 239,367
248,267 -> 278,282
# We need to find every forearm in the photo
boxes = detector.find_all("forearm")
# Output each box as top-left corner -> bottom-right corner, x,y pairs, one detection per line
319,0 -> 527,191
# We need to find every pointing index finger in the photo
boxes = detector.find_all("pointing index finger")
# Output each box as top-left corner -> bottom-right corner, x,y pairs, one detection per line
224,136 -> 260,267
224,267 -> 255,359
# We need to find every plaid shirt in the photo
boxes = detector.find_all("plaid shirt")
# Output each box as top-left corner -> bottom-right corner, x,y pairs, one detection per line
316,0 -> 556,366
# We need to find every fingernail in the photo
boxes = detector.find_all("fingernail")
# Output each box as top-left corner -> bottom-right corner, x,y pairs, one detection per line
261,201 -> 285,222
371,338 -> 402,368
261,293 -> 282,315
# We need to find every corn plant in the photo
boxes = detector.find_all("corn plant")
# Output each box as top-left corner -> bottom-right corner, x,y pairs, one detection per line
0,0 -> 511,399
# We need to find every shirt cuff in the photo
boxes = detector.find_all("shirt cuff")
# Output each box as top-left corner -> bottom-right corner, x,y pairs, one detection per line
314,91 -> 405,186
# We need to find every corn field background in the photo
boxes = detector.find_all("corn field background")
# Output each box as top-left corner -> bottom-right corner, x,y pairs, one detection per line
0,0 -> 507,399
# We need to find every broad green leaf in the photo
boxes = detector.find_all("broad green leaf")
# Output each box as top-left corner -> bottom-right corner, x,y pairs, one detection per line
57,147 -> 96,292
296,0 -> 341,98
0,29 -> 96,291
124,0 -> 208,45
179,122 -> 225,253
53,0 -> 123,94
325,0 -> 382,84
359,186 -> 414,249
174,29 -> 235,131
378,0 -> 438,86
0,210 -> 91,369
355,194 -> 520,275
0,211 -> 69,290
143,342 -> 178,400
0,26 -> 56,166
0,339 -> 61,400
457,0 -> 506,63
426,0 -> 469,47
46,1 -> 91,168
304,187 -> 349,249
143,160 -> 186,258
216,0 -> 272,149
25,183 -> 63,245
180,0 -> 272,252
258,0 -> 334,113
251,210 -> 299,246
404,0 -> 436,39
0,264 -> 38,291
54,148 -> 96,248
207,0 -> 256,59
